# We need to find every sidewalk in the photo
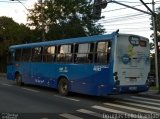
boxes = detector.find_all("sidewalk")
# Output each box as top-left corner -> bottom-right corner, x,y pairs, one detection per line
137,89 -> 160,99
0,73 -> 6,79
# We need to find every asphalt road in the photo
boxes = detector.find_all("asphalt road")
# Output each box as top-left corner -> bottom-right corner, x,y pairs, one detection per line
0,77 -> 160,119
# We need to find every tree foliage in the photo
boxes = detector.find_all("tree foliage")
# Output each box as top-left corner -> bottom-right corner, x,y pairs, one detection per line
155,7 -> 160,51
156,7 -> 160,33
149,7 -> 160,51
0,16 -> 36,72
0,17 -> 35,54
27,0 -> 105,40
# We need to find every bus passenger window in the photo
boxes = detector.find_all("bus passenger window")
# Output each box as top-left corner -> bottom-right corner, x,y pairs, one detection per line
22,48 -> 32,62
32,47 -> 42,62
8,50 -> 15,63
43,46 -> 56,62
57,45 -> 72,63
15,49 -> 22,61
96,41 -> 111,64
75,43 -> 94,64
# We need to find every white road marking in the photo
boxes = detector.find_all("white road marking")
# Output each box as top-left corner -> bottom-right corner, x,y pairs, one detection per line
1,83 -> 12,86
104,103 -> 156,113
123,98 -> 160,106
77,109 -> 102,118
131,96 -> 160,102
54,95 -> 80,102
59,113 -> 83,119
92,105 -> 126,113
92,105 -> 135,118
21,87 -> 40,93
115,100 -> 160,111
92,105 -> 155,119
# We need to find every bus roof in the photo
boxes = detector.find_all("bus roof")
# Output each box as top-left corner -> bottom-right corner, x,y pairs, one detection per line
10,32 -> 117,49
9,31 -> 148,49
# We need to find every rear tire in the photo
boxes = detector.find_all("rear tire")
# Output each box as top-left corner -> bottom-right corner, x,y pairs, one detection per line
15,73 -> 23,86
58,78 -> 69,96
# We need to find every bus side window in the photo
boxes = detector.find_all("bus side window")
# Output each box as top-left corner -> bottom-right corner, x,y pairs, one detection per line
43,46 -> 56,62
8,50 -> 15,63
15,49 -> 22,62
96,41 -> 111,64
76,43 -> 93,64
57,45 -> 72,63
22,48 -> 32,62
32,47 -> 42,62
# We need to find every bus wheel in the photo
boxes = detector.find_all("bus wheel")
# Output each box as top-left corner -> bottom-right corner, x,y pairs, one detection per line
15,73 -> 23,86
58,78 -> 69,96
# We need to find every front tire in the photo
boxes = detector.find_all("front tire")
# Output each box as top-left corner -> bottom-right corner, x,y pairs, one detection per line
58,78 -> 69,96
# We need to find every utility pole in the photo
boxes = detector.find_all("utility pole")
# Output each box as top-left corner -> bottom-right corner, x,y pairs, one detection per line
141,0 -> 160,92
151,0 -> 160,92
39,0 -> 45,41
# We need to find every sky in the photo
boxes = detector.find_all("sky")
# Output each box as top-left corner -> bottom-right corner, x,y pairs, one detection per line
0,0 -> 160,41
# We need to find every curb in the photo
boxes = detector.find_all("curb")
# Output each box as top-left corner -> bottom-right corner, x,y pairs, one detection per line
136,90 -> 160,99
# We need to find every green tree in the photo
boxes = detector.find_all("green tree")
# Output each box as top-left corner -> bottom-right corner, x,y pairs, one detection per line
156,7 -> 160,56
0,16 -> 36,55
27,0 -> 105,40
156,7 -> 160,33
149,7 -> 160,74
0,16 -> 36,72
150,53 -> 155,74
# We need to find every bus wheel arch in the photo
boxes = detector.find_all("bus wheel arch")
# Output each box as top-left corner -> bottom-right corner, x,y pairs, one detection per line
57,76 -> 69,96
15,71 -> 23,86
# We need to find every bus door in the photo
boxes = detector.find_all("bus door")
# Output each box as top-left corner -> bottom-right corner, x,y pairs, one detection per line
30,62 -> 43,85
30,46 -> 56,87
114,35 -> 150,91
7,49 -> 15,80
30,47 -> 43,85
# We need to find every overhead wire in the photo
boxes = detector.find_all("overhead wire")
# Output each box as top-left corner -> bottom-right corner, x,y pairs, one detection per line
99,13 -> 149,21
100,20 -> 151,26
115,1 -> 141,4
102,2 -> 152,13
96,1 -> 155,34
98,15 -> 150,24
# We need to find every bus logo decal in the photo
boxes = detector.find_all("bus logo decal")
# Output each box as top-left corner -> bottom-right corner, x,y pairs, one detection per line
59,67 -> 68,73
93,65 -> 108,71
129,36 -> 140,47
121,54 -> 131,64
35,79 -> 44,84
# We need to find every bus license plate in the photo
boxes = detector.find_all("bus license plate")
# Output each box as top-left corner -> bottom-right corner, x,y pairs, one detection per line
129,86 -> 137,91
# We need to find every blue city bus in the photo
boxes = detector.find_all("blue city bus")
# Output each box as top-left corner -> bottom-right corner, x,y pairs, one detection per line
7,31 -> 150,96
